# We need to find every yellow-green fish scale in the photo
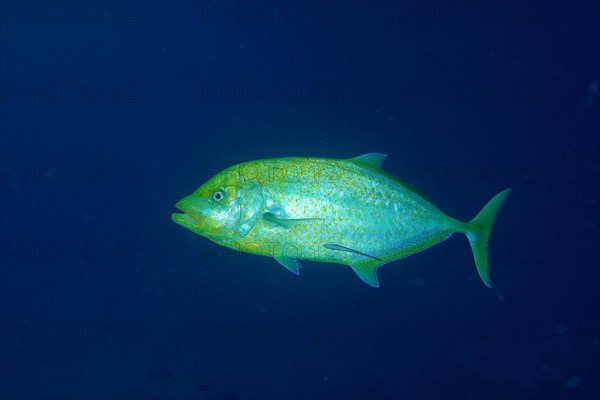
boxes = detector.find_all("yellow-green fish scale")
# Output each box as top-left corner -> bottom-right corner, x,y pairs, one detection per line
218,157 -> 455,266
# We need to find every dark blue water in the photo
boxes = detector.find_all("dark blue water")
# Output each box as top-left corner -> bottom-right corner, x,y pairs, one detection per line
1,1 -> 599,399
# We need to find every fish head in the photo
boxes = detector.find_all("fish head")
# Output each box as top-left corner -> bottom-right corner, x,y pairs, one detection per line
172,167 -> 265,242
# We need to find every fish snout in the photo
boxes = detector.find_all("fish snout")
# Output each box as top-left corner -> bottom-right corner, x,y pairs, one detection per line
175,197 -> 197,213
172,197 -> 205,229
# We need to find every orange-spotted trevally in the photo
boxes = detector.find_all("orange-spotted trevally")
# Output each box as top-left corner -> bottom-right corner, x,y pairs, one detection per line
172,153 -> 511,288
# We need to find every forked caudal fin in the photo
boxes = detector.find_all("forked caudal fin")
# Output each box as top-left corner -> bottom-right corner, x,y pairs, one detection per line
463,189 -> 512,288
346,188 -> 512,289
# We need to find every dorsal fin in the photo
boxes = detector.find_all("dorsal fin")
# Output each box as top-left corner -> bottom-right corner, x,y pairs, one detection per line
349,153 -> 387,170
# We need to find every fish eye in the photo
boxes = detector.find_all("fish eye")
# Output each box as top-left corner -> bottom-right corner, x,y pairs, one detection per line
211,190 -> 225,202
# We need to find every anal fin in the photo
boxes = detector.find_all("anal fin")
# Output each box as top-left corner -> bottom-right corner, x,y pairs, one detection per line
275,256 -> 302,275
350,263 -> 380,287
349,232 -> 452,288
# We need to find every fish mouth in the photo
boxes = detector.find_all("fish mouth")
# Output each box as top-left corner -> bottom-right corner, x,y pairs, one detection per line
171,200 -> 201,230
171,212 -> 197,227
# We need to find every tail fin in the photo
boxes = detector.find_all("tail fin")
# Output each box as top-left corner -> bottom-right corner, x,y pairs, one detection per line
463,189 -> 512,288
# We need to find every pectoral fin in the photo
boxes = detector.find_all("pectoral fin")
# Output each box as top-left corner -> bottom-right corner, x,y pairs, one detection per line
323,243 -> 381,261
275,256 -> 302,275
263,213 -> 320,229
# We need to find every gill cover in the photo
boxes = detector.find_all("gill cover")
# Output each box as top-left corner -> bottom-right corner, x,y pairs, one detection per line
228,180 -> 265,242
173,179 -> 265,243
202,179 -> 265,242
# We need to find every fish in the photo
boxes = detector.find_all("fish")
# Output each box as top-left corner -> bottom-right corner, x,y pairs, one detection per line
172,153 -> 511,288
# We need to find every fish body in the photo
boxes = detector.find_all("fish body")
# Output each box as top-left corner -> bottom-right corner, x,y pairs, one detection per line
172,153 -> 511,287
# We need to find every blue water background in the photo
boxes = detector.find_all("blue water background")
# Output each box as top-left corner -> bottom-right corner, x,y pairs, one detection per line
1,1 -> 599,399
